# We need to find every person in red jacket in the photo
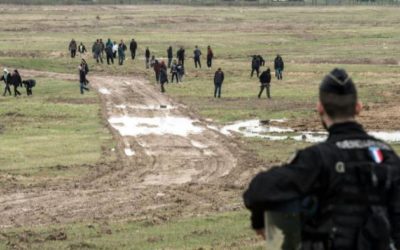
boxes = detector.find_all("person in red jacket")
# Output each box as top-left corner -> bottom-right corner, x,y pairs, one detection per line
207,45 -> 214,69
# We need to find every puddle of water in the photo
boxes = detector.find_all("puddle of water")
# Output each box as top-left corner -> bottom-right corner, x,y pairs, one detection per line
115,104 -> 174,110
99,88 -> 111,95
116,105 -> 127,109
109,116 -> 204,137
369,131 -> 400,143
221,120 -> 293,136
124,148 -> 135,156
221,119 -> 400,144
191,140 -> 208,149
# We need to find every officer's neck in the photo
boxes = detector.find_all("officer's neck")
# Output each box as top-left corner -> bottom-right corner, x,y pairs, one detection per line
324,116 -> 356,129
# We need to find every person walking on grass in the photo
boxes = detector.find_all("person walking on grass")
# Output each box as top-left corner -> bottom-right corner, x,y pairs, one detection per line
79,65 -> 89,94
207,45 -> 214,68
258,68 -> 272,99
145,47 -> 151,69
112,41 -> 118,59
69,39 -> 77,58
177,60 -> 184,82
11,69 -> 22,97
93,39 -> 103,64
22,79 -> 35,96
274,54 -> 284,80
177,47 -> 185,66
130,38 -> 137,60
106,38 -> 113,48
251,55 -> 261,78
99,39 -> 105,57
153,60 -> 161,83
193,45 -> 202,69
214,68 -> 224,98
118,40 -> 127,66
1,68 -> 12,96
78,42 -> 87,55
167,46 -> 173,68
105,43 -> 114,65
159,61 -> 168,93
171,60 -> 179,83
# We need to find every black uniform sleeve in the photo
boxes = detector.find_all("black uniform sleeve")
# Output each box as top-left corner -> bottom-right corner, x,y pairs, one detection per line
389,169 -> 400,248
243,147 -> 323,229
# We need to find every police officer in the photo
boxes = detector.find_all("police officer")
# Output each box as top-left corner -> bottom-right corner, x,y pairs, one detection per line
243,68 -> 400,250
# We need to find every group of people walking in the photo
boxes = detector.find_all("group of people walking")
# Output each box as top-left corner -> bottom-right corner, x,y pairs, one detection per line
254,54 -> 285,99
69,39 -> 285,98
1,68 -> 35,97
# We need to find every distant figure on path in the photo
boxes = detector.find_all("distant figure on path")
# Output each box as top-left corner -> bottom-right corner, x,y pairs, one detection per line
93,40 -> 103,64
258,68 -> 271,99
112,41 -> 118,59
153,60 -> 161,83
159,62 -> 168,93
79,65 -> 89,94
214,68 -> 224,98
69,39 -> 77,58
177,60 -> 184,82
274,54 -> 284,80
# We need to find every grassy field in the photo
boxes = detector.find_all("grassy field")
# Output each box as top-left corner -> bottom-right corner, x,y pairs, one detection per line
0,77 -> 115,188
0,5 -> 400,249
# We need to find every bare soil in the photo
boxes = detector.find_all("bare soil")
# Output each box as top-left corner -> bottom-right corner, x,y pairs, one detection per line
0,70 -> 263,228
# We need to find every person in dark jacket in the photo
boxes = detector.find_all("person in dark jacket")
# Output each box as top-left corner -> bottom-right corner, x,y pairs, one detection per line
118,40 -> 127,65
243,68 -> 400,250
177,60 -> 184,82
153,60 -> 161,83
258,68 -> 271,99
78,42 -> 86,55
170,60 -> 179,83
207,45 -> 214,69
177,47 -> 185,66
214,68 -> 224,98
193,45 -> 202,68
257,55 -> 265,67
99,39 -> 105,56
93,40 -> 103,64
79,65 -> 89,94
1,68 -> 12,96
145,47 -> 151,69
274,54 -> 284,80
251,55 -> 261,78
22,79 -> 35,96
10,69 -> 22,97
130,39 -> 137,60
105,44 -> 114,65
69,39 -> 77,58
159,62 -> 168,93
167,46 -> 173,68
106,38 -> 113,48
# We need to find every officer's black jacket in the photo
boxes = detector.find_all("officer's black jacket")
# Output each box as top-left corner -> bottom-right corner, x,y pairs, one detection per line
243,122 -> 400,249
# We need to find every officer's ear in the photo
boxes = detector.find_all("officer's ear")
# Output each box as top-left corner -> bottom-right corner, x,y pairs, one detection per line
317,102 -> 325,116
355,101 -> 363,116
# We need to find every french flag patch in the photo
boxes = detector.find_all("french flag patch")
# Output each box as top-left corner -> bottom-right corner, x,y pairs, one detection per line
368,147 -> 384,164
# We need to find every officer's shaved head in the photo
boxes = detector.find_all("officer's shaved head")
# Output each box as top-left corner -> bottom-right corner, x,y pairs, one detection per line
319,68 -> 358,119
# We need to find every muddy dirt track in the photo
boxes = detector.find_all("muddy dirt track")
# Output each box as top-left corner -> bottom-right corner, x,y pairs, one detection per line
0,70 -> 262,228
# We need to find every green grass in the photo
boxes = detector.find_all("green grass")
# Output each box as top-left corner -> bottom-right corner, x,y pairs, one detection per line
0,210 -> 267,250
0,77 -> 113,185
